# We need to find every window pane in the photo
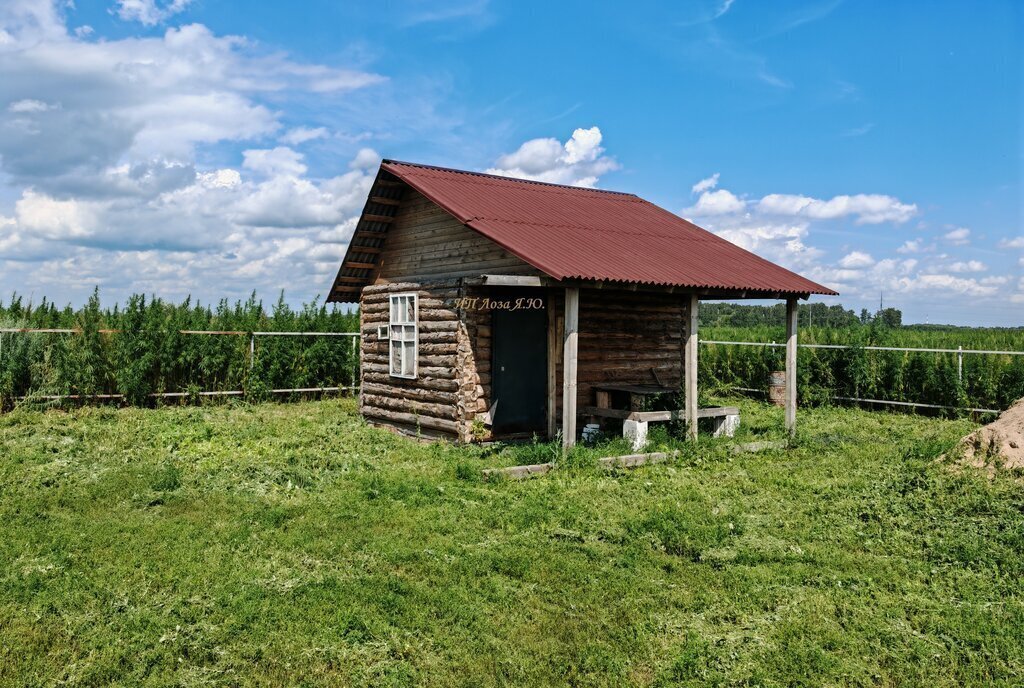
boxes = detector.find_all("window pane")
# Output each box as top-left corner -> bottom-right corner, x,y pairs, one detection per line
388,295 -> 417,377
403,341 -> 415,376
391,341 -> 402,374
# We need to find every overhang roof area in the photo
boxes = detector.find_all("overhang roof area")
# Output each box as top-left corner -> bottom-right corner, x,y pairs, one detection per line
327,160 -> 837,302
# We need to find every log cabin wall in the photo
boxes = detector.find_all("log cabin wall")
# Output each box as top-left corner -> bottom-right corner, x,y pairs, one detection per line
358,186 -> 692,442
360,187 -> 546,442
359,282 -> 503,443
457,285 -> 492,442
360,281 -> 463,440
552,288 -> 688,425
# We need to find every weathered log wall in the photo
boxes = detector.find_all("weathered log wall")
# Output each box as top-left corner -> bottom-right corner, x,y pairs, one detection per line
552,289 -> 687,425
360,281 -> 689,443
360,281 -> 462,439
361,186 -> 543,442
360,281 -> 493,442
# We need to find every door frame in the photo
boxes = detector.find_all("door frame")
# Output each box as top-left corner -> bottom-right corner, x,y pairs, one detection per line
488,287 -> 550,437
546,287 -> 559,439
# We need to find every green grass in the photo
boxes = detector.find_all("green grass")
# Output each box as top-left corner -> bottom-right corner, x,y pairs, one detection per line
1,398 -> 1022,686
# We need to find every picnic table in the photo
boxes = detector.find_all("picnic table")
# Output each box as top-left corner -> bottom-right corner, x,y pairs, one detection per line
581,382 -> 739,449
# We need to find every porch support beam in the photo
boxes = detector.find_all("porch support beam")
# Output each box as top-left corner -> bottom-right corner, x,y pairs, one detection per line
561,287 -> 580,450
785,297 -> 798,436
684,294 -> 699,441
546,290 -> 558,439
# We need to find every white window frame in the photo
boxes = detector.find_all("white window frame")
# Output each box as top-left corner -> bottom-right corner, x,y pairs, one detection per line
388,292 -> 418,379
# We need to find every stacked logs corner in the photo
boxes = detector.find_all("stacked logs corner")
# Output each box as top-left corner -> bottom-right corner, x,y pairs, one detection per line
359,280 -> 489,443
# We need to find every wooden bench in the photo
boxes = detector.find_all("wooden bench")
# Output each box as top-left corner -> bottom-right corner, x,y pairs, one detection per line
584,383 -> 739,450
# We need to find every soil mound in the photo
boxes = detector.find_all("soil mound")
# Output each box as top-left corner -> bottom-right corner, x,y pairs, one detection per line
953,398 -> 1024,476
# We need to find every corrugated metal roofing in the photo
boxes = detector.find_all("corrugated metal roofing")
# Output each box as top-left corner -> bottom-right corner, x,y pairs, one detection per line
327,160 -> 837,301
379,161 -> 836,296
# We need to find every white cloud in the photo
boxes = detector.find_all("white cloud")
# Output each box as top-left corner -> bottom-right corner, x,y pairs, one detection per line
486,126 -> 618,187
279,126 -> 328,146
399,0 -> 491,27
943,227 -> 971,245
8,98 -> 58,113
998,236 -> 1024,249
0,9 -> 385,189
0,147 -> 379,295
114,0 -> 194,26
904,273 -> 999,297
14,190 -> 96,240
757,193 -> 917,224
947,260 -> 986,273
701,218 -> 825,273
231,166 -> 375,228
838,251 -> 874,269
242,147 -> 308,178
691,173 -> 720,194
683,188 -> 746,215
0,3 -> 397,304
197,168 -> 241,189
715,0 -> 736,19
680,175 -> 1018,313
349,147 -> 381,171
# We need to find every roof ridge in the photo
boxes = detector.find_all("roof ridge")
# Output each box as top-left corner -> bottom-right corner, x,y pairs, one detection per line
382,159 -> 639,197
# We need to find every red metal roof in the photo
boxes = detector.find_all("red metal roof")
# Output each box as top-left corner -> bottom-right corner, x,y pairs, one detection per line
378,160 -> 836,296
326,160 -> 837,301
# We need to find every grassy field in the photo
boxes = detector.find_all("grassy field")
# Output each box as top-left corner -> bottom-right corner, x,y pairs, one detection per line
2,398 -> 1022,686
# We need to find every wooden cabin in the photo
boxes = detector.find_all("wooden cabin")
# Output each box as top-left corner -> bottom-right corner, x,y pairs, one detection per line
327,160 -> 836,445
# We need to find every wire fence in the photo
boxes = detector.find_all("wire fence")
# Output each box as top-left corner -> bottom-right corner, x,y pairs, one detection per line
701,339 -> 1023,415
0,328 -> 361,404
3,329 -> 1021,416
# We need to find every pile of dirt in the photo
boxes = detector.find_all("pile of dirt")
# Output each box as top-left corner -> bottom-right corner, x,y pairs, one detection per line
953,397 -> 1024,476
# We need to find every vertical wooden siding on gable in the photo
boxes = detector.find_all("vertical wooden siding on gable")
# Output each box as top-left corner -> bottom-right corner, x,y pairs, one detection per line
375,189 -> 541,282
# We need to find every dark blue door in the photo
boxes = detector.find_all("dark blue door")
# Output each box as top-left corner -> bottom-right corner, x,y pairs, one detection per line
491,292 -> 548,434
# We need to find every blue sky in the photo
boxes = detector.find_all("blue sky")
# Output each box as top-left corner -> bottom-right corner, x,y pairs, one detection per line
0,0 -> 1020,324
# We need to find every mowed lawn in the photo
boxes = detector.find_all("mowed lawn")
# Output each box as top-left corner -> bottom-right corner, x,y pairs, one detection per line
1,398 -> 1022,687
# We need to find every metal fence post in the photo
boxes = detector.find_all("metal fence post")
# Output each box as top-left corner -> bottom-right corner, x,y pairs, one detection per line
957,345 -> 963,384
249,333 -> 255,371
351,335 -> 358,388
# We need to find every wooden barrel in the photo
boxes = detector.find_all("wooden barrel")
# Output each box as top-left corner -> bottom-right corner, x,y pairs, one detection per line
768,371 -> 786,407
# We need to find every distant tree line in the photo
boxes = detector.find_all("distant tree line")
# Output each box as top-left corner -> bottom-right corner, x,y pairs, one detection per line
699,302 -> 906,329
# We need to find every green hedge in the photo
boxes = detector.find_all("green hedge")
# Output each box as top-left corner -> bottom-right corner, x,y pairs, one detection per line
0,290 -> 358,408
699,324 -> 1024,413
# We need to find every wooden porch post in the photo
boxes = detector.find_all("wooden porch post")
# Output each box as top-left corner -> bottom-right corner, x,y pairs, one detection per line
546,290 -> 558,439
684,293 -> 699,441
785,297 -> 798,436
561,287 -> 580,449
